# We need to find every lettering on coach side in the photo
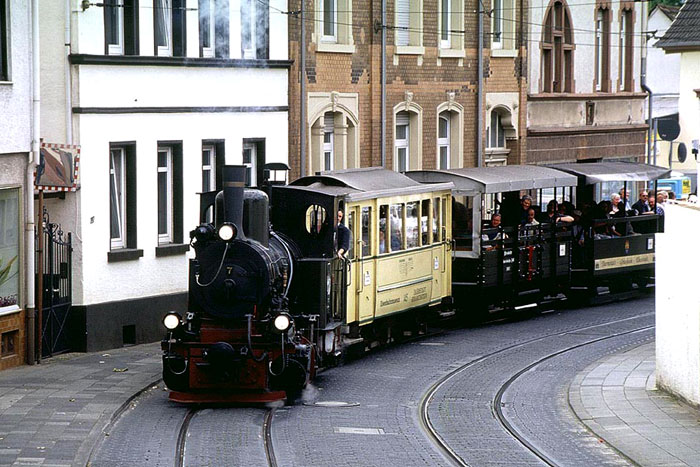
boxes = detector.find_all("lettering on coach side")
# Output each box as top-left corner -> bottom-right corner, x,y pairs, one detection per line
594,253 -> 655,271
380,297 -> 401,307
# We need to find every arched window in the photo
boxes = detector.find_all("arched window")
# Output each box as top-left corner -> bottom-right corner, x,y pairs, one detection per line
485,106 -> 516,166
541,0 -> 574,93
436,101 -> 463,169
393,100 -> 423,172
310,110 -> 358,173
595,7 -> 611,92
619,7 -> 634,91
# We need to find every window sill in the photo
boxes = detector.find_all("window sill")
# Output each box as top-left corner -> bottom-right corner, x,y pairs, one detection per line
316,42 -> 356,54
491,49 -> 518,58
0,81 -> 12,85
438,48 -> 465,58
155,243 -> 190,257
0,306 -> 21,318
395,46 -> 425,55
108,248 -> 144,262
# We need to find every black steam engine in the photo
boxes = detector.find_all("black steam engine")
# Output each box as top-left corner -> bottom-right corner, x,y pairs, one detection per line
161,166 -> 315,403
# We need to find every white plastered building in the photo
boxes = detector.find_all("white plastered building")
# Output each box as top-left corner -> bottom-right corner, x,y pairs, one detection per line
40,0 -> 289,351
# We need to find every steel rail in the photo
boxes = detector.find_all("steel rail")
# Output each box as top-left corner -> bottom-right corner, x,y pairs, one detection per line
418,312 -> 653,467
263,409 -> 278,467
493,325 -> 654,466
175,408 -> 198,467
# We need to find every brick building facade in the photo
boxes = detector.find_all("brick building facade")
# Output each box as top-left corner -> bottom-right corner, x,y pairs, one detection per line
288,0 -> 528,179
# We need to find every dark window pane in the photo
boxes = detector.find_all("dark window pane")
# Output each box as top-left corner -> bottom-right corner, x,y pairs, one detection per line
158,172 -> 167,234
199,0 -> 211,47
202,169 -> 210,192
158,151 -> 168,167
105,0 -> 120,45
243,148 -> 251,164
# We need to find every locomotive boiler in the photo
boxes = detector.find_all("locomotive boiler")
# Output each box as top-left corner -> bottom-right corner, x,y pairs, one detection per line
161,166 -> 315,403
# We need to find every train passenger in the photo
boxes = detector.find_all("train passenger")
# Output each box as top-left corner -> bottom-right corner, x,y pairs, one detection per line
482,213 -> 507,241
522,208 -> 540,226
336,210 -> 351,259
593,201 -> 619,238
632,191 -> 650,215
645,194 -> 664,217
539,200 -> 574,223
619,187 -> 632,211
609,194 -> 625,217
520,195 -> 533,223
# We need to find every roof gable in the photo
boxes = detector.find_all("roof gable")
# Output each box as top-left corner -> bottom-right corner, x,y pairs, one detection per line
656,0 -> 700,51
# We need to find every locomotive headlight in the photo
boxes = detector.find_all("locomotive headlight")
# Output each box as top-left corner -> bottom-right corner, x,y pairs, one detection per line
218,223 -> 237,241
163,312 -> 182,330
273,313 -> 293,332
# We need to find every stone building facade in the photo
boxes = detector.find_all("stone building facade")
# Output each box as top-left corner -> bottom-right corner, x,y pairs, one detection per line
526,0 -> 648,164
288,0 -> 528,179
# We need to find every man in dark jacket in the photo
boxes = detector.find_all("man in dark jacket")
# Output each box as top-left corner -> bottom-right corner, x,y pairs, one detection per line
632,191 -> 650,214
336,210 -> 351,258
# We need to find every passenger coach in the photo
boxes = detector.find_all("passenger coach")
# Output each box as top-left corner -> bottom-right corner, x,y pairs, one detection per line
271,168 -> 454,354
408,166 -> 578,317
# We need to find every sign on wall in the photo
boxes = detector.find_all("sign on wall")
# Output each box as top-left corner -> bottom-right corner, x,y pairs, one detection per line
35,141 -> 80,192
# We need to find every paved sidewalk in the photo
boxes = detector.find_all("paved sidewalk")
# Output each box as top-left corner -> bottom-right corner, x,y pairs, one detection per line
0,343 -> 162,467
570,342 -> 700,467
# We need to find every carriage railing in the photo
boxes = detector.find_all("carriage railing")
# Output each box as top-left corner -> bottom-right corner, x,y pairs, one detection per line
586,213 -> 661,239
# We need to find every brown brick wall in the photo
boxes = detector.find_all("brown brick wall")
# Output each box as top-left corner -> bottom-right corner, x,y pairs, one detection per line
0,311 -> 25,370
288,0 -> 527,179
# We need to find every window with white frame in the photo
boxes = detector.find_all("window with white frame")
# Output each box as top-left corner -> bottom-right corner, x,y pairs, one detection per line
322,0 -> 337,42
595,7 -> 610,92
438,112 -> 450,169
395,112 -> 410,172
157,147 -> 174,244
202,145 -> 216,192
0,188 -> 20,312
323,113 -> 335,171
243,143 -> 257,187
110,148 -> 127,249
395,0 -> 422,48
440,0 -> 450,48
154,0 -> 172,56
487,111 -> 506,148
199,0 -> 215,57
491,0 -> 515,51
493,0 -> 503,48
619,8 -> 633,91
105,0 -> 124,55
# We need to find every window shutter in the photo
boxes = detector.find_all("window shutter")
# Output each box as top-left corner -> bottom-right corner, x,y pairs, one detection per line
256,0 -> 270,59
172,0 -> 187,57
324,114 -> 335,133
396,0 -> 409,46
396,111 -> 409,127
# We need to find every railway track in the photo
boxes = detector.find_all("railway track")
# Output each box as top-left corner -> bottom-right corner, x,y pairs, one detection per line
418,313 -> 654,467
174,407 -> 278,467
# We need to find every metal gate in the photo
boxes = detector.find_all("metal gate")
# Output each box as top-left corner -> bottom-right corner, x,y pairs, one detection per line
38,208 -> 73,358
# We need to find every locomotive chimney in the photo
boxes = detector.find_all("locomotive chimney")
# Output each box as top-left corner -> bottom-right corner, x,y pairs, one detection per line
223,166 -> 247,238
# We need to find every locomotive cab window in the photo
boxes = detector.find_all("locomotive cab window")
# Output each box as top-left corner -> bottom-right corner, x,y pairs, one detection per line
305,204 -> 327,235
453,195 -> 475,252
346,210 -> 355,259
433,197 -> 441,242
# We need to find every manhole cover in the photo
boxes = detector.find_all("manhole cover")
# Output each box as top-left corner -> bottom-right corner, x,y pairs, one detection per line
304,401 -> 360,407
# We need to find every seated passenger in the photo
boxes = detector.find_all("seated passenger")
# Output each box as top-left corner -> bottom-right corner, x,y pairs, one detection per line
632,191 -> 650,215
539,200 -> 574,223
522,208 -> 540,227
520,195 -> 533,224
609,194 -> 626,218
482,213 -> 507,250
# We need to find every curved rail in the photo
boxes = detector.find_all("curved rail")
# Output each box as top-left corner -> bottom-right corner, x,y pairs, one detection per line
493,325 -> 653,466
263,409 -> 278,467
418,313 -> 653,467
175,408 -> 198,467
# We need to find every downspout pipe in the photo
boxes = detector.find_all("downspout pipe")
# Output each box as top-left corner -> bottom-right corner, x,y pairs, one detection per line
381,0 -> 386,168
27,0 -> 41,364
641,83 -> 652,166
477,0 -> 484,167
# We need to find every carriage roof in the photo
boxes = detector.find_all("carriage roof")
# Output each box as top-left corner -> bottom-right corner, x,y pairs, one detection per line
289,167 -> 453,201
549,162 -> 672,185
406,166 -> 578,194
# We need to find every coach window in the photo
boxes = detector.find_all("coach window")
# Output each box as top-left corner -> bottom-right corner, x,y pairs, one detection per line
406,201 -> 419,248
347,210 -> 355,259
361,206 -> 371,257
390,204 -> 404,251
421,199 -> 430,245
433,197 -> 441,242
379,204 -> 388,254
453,195 -> 474,251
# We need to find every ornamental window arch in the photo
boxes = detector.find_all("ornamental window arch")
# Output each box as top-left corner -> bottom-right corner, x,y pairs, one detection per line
540,0 -> 575,93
